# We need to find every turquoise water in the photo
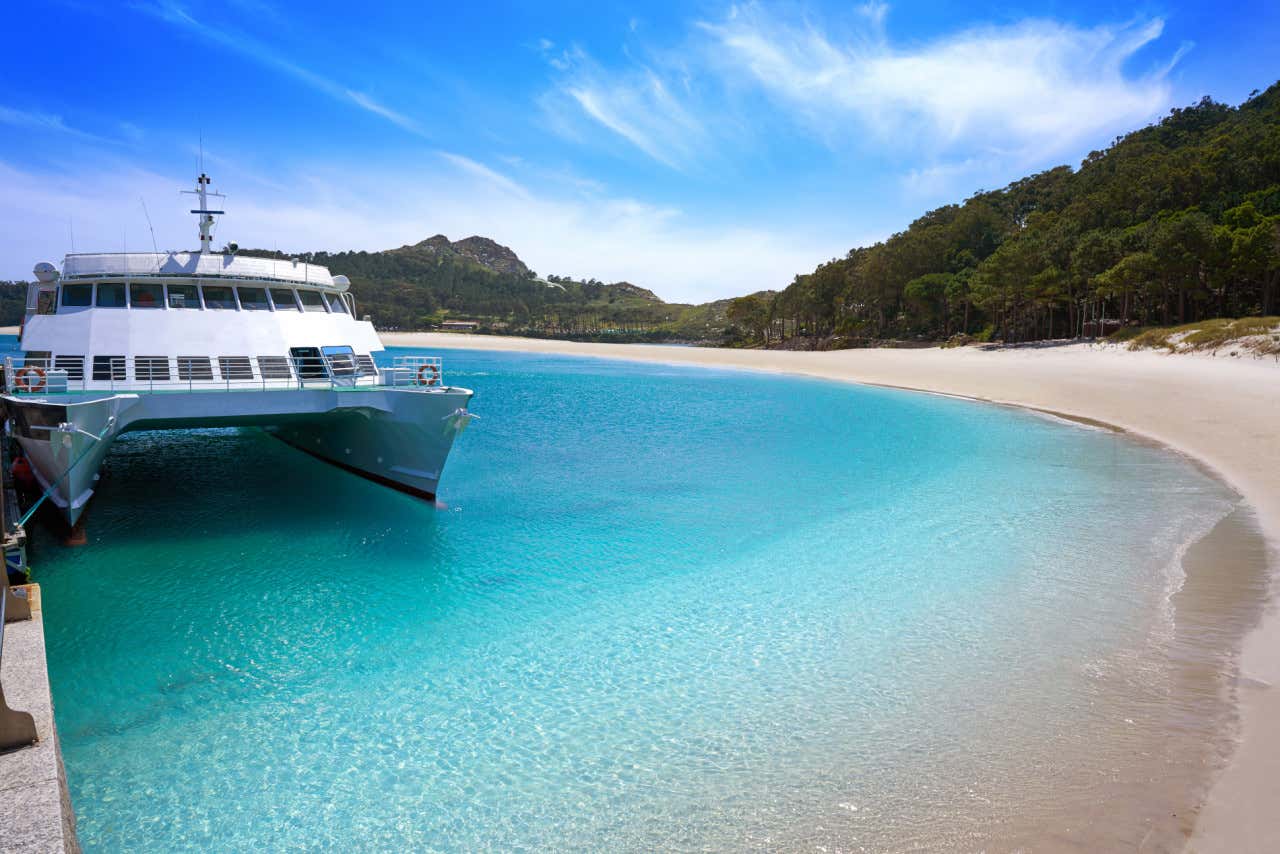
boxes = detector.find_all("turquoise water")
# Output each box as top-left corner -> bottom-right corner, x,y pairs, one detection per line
30,347 -> 1238,850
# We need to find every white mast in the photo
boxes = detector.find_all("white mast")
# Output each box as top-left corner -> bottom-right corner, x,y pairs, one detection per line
181,173 -> 225,253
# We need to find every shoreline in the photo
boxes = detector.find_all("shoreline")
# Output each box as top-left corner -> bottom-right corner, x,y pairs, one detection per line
388,331 -> 1280,852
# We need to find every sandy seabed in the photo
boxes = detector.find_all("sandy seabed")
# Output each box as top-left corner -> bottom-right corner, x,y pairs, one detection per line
387,332 -> 1280,853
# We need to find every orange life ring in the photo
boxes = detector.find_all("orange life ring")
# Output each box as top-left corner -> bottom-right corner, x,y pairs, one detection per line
15,366 -> 46,392
11,456 -> 35,488
416,364 -> 441,387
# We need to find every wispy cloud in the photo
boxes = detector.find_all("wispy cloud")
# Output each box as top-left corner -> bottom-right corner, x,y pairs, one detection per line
700,4 -> 1182,160
344,90 -> 428,137
538,3 -> 1183,178
0,104 -> 115,143
437,152 -> 533,200
135,1 -> 430,139
540,44 -> 710,171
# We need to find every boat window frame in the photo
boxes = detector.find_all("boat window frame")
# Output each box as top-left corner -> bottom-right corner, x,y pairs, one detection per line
324,291 -> 348,314
91,355 -> 126,381
217,356 -> 254,381
129,282 -> 165,309
321,345 -> 358,376
269,288 -> 301,311
53,355 -> 85,381
256,356 -> 293,380
59,283 -> 93,309
166,284 -> 202,309
36,288 -> 58,315
134,356 -> 171,381
176,356 -> 214,381
289,346 -> 328,379
95,282 -> 127,309
235,286 -> 271,311
201,284 -> 238,310
297,289 -> 330,313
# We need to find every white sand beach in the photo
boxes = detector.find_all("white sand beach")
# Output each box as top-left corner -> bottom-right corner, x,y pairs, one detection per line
387,331 -> 1280,852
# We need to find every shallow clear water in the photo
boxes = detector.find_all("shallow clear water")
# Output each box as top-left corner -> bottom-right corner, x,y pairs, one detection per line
30,347 -> 1241,851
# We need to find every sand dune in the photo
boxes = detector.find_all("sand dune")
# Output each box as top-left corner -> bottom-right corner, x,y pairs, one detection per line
387,331 -> 1280,852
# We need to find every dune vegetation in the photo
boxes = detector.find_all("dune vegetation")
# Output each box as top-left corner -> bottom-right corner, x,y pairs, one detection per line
1112,317 -> 1280,357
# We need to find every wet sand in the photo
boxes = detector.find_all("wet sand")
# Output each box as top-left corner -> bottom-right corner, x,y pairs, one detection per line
387,332 -> 1280,852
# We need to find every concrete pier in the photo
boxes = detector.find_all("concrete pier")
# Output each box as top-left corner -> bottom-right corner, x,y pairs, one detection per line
0,590 -> 79,853
0,421 -> 76,851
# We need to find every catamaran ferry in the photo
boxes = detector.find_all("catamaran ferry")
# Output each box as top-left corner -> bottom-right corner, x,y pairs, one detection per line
1,172 -> 475,531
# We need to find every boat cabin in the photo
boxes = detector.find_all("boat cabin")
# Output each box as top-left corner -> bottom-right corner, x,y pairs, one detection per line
16,251 -> 388,393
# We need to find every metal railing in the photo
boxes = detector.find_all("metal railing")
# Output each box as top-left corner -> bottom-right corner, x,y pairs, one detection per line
2,354 -> 449,395
386,355 -> 445,389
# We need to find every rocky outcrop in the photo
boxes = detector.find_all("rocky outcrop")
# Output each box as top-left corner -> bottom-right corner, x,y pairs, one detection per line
391,235 -> 530,277
603,281 -> 661,302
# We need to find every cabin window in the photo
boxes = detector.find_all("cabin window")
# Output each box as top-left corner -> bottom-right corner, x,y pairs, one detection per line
202,286 -> 237,310
257,356 -> 293,379
322,345 -> 357,376
53,356 -> 85,381
218,356 -> 254,380
92,356 -> 126,381
129,283 -> 164,309
236,287 -> 270,310
177,357 -> 214,381
134,356 -> 170,381
269,288 -> 300,311
96,283 -> 127,308
289,346 -> 327,379
298,290 -> 328,312
167,284 -> 199,308
37,290 -> 57,315
325,292 -> 348,313
355,354 -> 376,376
60,284 -> 92,307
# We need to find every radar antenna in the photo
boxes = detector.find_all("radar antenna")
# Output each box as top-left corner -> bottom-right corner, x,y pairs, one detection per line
181,172 -> 225,253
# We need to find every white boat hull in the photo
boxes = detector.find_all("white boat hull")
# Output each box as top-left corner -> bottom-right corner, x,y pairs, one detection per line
2,385 -> 473,527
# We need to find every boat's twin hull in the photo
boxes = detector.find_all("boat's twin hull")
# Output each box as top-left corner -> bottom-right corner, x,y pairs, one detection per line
2,386 -> 474,527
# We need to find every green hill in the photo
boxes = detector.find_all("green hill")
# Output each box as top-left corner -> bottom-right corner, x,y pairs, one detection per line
238,237 -> 715,342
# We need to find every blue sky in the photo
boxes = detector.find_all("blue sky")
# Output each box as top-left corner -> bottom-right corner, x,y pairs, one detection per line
2,1 -> 1278,301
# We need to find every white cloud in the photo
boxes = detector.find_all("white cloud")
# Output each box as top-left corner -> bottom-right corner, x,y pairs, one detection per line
0,157 -> 838,303
700,4 -> 1180,160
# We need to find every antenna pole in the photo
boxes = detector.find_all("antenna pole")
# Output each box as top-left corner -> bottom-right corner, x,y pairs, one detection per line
199,174 -> 209,251
140,197 -> 159,255
182,172 -> 224,253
